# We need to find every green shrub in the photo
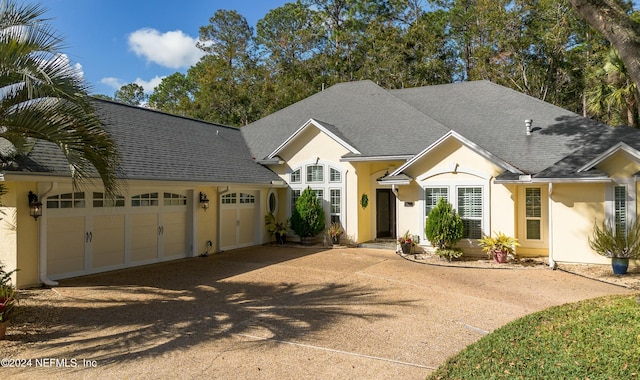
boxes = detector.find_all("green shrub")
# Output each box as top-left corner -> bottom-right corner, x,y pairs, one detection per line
435,248 -> 464,261
0,261 -> 18,322
425,198 -> 464,249
290,187 -> 325,238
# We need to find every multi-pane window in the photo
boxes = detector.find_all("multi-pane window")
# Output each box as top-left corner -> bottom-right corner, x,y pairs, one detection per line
46,192 -> 86,209
163,192 -> 187,206
239,193 -> 255,204
458,187 -> 482,239
221,193 -> 237,204
291,162 -> 344,230
291,189 -> 301,210
425,187 -> 448,217
525,188 -> 541,240
93,192 -> 125,208
306,165 -> 323,182
290,169 -> 301,183
132,192 -> 159,207
330,168 -> 341,182
615,185 -> 627,238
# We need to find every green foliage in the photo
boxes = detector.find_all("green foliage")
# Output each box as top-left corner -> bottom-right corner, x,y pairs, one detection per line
478,231 -> 520,258
589,219 -> 640,259
327,222 -> 344,238
0,261 -> 18,322
114,83 -> 147,106
0,0 -> 121,198
264,212 -> 289,236
425,198 -> 463,249
290,187 -> 325,238
428,295 -> 640,379
434,248 -> 464,262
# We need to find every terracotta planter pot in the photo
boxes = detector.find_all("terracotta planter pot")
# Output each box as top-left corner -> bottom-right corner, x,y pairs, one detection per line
493,249 -> 508,263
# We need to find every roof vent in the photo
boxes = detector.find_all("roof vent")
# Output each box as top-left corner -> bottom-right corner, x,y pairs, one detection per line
525,119 -> 533,136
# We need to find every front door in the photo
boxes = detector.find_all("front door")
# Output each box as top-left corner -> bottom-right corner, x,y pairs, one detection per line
376,189 -> 396,238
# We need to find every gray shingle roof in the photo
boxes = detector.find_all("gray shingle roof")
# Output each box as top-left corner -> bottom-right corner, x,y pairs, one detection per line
244,80 -> 630,178
6,99 -> 280,184
242,80 -> 450,160
390,81 -> 613,174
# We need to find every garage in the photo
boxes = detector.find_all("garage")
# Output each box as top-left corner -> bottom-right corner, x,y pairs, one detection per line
45,189 -> 192,280
219,191 -> 259,251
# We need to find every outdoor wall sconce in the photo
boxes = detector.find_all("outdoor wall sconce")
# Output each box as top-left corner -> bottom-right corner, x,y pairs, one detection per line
28,191 -> 42,220
199,192 -> 210,210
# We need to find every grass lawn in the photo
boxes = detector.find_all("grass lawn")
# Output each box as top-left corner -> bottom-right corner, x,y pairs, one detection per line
428,294 -> 640,379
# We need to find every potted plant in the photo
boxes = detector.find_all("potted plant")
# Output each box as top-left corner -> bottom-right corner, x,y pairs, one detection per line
0,262 -> 18,340
265,212 -> 289,245
588,220 -> 640,275
478,232 -> 520,263
327,222 -> 344,245
290,187 -> 325,245
425,198 -> 464,259
398,230 -> 417,254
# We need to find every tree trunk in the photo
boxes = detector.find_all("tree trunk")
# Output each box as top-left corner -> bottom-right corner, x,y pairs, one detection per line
569,0 -> 640,122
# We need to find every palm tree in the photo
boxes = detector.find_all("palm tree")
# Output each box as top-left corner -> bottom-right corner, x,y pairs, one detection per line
586,48 -> 639,127
0,0 -> 121,198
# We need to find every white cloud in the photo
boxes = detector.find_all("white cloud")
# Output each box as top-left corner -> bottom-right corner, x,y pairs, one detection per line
128,28 -> 204,69
133,76 -> 164,93
100,75 -> 164,94
100,77 -> 124,90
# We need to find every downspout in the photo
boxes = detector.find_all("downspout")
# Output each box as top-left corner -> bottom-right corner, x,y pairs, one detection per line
344,170 -> 348,241
548,183 -> 555,270
39,182 -> 58,286
392,184 -> 399,242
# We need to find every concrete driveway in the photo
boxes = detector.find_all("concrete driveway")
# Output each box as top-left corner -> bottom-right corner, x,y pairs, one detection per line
3,247 -> 632,379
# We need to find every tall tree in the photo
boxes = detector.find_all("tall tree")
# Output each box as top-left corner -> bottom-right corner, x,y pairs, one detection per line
0,0 -> 120,197
114,83 -> 147,105
194,10 -> 259,126
569,0 -> 640,118
148,72 -> 196,116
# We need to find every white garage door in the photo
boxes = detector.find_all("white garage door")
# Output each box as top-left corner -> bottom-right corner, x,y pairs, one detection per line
219,191 -> 258,251
45,190 -> 190,280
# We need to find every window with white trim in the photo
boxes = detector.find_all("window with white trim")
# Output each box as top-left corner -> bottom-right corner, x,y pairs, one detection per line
46,192 -> 86,209
306,165 -> 324,182
163,192 -> 187,206
525,188 -> 541,240
615,185 -> 627,238
132,192 -> 159,207
290,161 -> 345,229
330,168 -> 341,182
239,193 -> 255,204
425,187 -> 448,217
457,187 -> 483,239
290,169 -> 301,183
93,192 -> 125,207
221,193 -> 237,204
330,189 -> 341,224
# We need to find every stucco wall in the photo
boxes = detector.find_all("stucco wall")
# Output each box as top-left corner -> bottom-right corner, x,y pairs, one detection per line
551,182 -> 608,264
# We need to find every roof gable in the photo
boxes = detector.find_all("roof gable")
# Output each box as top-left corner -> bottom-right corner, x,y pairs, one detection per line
389,130 -> 523,178
578,142 -> 640,173
267,118 -> 360,159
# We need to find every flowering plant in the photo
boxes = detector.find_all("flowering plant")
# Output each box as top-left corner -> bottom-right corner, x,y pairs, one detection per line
397,230 -> 417,246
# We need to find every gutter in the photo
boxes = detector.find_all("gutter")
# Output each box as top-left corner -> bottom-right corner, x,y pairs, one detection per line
548,183 -> 555,270
38,182 -> 58,286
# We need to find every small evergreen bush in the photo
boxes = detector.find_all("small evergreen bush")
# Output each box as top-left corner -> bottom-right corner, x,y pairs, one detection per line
425,198 -> 464,249
290,187 -> 325,238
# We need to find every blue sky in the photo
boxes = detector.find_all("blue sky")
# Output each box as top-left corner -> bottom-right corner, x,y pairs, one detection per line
46,0 -> 290,96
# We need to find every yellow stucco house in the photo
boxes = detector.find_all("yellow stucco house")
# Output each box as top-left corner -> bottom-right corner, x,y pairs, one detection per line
243,80 -> 640,269
2,80 -> 638,287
